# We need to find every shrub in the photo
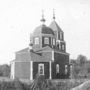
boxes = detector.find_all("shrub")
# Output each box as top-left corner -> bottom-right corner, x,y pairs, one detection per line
47,80 -> 56,90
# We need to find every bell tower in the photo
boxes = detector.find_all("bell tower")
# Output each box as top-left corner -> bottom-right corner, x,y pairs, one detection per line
49,10 -> 66,52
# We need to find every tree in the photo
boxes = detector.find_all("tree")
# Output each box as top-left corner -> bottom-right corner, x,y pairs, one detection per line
70,59 -> 77,65
0,64 -> 10,77
76,55 -> 87,66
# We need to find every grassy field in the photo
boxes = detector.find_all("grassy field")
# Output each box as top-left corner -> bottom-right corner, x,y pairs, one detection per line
0,76 -> 88,90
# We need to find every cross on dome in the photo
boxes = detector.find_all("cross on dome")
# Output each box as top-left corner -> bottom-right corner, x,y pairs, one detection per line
40,9 -> 46,24
53,9 -> 55,20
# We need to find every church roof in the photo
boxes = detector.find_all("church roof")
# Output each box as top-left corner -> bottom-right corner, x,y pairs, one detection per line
33,24 -> 54,36
49,20 -> 63,32
30,51 -> 51,62
15,45 -> 69,62
35,46 -> 69,55
15,47 -> 29,54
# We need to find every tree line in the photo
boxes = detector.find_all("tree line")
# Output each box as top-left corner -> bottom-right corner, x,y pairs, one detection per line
70,54 -> 90,79
0,64 -> 10,77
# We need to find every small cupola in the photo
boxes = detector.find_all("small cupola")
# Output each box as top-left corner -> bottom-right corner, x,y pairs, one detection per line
30,11 -> 55,51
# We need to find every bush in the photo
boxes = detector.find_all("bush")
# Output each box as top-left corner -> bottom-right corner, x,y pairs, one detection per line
0,78 -> 85,90
47,80 -> 56,90
0,79 -> 24,90
22,83 -> 30,90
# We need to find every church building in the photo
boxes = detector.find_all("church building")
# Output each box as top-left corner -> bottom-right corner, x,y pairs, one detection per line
10,12 -> 70,80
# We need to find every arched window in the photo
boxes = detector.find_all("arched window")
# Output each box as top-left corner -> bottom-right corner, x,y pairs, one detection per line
65,65 -> 68,74
62,44 -> 65,50
56,40 -> 60,49
34,37 -> 39,44
53,38 -> 55,45
59,43 -> 61,50
56,64 -> 59,73
60,32 -> 63,40
44,37 -> 49,44
56,43 -> 59,49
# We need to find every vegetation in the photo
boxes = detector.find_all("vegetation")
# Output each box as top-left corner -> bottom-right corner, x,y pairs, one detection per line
70,54 -> 89,79
0,76 -> 84,90
76,54 -> 87,66
0,64 -> 10,77
70,54 -> 87,65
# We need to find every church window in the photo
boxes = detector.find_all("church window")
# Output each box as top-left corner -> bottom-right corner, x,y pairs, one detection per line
34,37 -> 39,44
65,65 -> 68,74
60,32 -> 63,40
62,44 -> 65,50
38,64 -> 44,75
56,40 -> 60,49
59,43 -> 61,50
53,38 -> 55,45
56,64 -> 59,73
56,44 -> 59,49
44,37 -> 49,44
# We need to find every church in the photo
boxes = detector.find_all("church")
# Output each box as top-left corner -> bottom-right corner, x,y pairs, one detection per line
10,11 -> 70,80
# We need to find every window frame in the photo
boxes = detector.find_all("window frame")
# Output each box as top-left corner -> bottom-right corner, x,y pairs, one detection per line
34,37 -> 39,45
62,44 -> 65,50
53,38 -> 55,45
44,37 -> 49,44
38,64 -> 44,75
56,64 -> 59,73
65,65 -> 68,74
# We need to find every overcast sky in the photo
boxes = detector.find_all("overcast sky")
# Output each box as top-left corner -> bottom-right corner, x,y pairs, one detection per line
0,0 -> 90,64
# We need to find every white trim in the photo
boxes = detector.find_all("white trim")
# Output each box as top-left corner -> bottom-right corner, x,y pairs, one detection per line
52,51 -> 54,61
65,65 -> 68,74
56,64 -> 59,73
13,62 -> 15,79
62,44 -> 65,50
30,61 -> 33,80
49,61 -> 52,79
53,38 -> 55,45
42,34 -> 54,36
56,40 -> 60,43
10,61 -> 15,79
13,61 -> 31,62
16,52 -> 30,54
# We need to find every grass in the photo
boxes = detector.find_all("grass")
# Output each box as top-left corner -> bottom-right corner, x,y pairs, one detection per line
0,76 -> 87,90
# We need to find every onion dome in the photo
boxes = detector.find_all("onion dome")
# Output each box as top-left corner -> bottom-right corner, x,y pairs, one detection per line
33,24 -> 54,36
33,10 -> 54,36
